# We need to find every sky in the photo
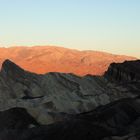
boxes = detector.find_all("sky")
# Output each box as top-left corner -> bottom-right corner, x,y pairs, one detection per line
0,0 -> 140,58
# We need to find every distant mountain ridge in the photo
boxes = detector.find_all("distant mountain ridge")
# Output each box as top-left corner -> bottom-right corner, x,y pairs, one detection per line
0,46 -> 136,75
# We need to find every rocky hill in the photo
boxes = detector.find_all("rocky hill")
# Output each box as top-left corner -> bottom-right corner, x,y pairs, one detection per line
0,59 -> 139,140
0,46 -> 136,75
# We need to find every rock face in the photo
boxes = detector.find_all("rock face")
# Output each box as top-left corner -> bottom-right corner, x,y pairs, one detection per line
105,60 -> 140,96
0,46 -> 136,75
0,59 -> 139,140
105,60 -> 140,82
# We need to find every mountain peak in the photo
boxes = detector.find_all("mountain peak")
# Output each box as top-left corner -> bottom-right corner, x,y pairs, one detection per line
1,59 -> 25,78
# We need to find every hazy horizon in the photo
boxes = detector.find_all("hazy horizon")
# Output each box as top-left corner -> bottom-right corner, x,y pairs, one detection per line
0,0 -> 140,58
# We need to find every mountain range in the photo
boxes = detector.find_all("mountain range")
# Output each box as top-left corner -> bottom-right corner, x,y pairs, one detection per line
0,58 -> 139,139
0,46 -> 136,75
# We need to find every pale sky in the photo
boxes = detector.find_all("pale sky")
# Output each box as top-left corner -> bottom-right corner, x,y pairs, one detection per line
0,0 -> 140,58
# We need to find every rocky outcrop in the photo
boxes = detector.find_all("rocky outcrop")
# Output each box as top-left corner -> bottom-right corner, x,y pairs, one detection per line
105,60 -> 140,82
105,60 -> 140,96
